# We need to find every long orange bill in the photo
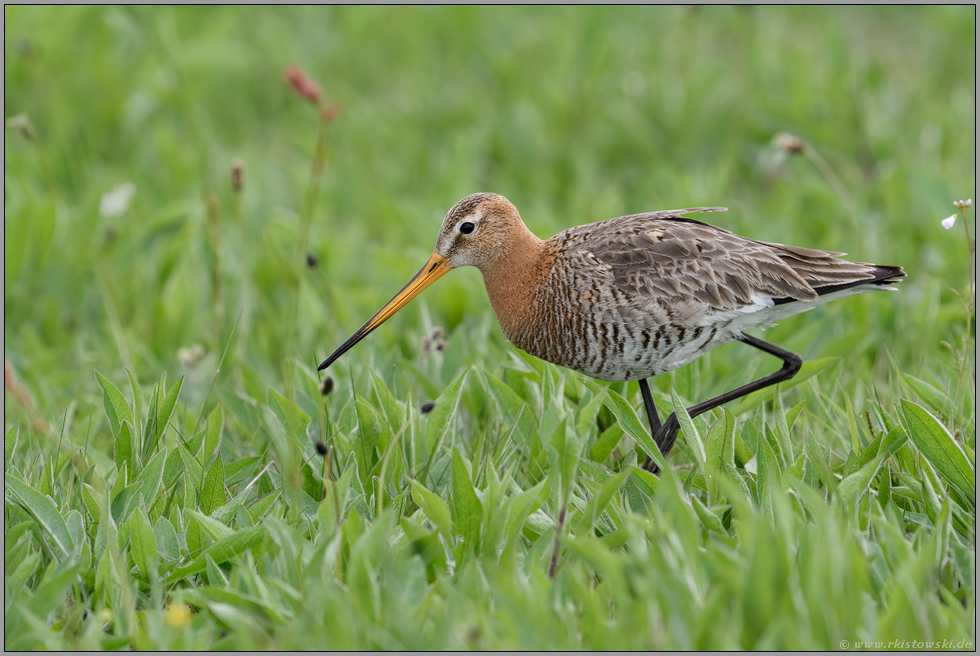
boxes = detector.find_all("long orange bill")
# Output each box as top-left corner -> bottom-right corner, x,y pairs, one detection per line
317,252 -> 452,371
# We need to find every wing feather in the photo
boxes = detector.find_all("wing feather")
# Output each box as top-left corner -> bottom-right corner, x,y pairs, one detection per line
553,209 -> 891,328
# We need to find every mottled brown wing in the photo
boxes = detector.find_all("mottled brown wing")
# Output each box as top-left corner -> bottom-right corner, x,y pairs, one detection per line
559,208 -> 882,313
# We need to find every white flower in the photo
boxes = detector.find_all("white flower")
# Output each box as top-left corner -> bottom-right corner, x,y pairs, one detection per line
99,182 -> 136,218
941,215 -> 957,230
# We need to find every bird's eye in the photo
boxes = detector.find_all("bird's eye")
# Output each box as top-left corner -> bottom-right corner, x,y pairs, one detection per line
459,222 -> 475,234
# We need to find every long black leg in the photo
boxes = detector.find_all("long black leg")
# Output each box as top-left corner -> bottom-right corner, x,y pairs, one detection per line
642,333 -> 802,473
638,377 -> 664,446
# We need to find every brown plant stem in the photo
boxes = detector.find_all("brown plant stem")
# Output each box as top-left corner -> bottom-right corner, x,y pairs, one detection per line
549,505 -> 567,580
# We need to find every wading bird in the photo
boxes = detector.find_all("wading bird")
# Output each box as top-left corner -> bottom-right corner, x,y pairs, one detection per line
318,193 -> 903,471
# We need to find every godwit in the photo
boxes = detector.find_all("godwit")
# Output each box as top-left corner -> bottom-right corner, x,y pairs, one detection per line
318,193 -> 904,471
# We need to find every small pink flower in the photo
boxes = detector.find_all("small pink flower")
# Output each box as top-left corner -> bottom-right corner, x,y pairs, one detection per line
941,215 -> 957,230
283,65 -> 322,104
953,198 -> 972,210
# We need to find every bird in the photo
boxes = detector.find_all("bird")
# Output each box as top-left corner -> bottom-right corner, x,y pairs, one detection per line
318,193 -> 904,471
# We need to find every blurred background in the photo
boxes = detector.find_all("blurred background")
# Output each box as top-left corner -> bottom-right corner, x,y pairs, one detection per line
4,5 -> 976,430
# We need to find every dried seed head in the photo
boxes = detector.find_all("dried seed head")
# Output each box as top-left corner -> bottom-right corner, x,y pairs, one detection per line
421,401 -> 435,413
306,252 -> 319,268
772,132 -> 806,155
206,193 -> 220,223
283,64 -> 321,104
177,344 -> 206,368
320,376 -> 334,396
230,158 -> 245,192
5,113 -> 36,140
315,440 -> 328,455
98,182 -> 136,218
431,327 -> 444,340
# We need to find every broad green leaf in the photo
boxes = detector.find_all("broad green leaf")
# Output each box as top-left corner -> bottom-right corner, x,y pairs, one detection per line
451,449 -> 483,554
183,586 -> 287,625
756,435 -> 780,514
205,553 -> 229,586
786,453 -> 806,479
26,559 -> 82,619
902,374 -> 952,415
578,470 -> 628,529
672,388 -> 706,470
269,388 -> 311,441
591,424 -> 624,463
691,494 -> 726,534
187,509 -> 236,541
247,487 -> 282,524
845,394 -> 863,456
130,509 -> 157,579
150,375 -> 184,453
7,551 -> 40,600
82,483 -> 102,524
65,509 -> 84,548
128,370 -> 144,441
224,456 -> 262,485
319,467 -> 353,534
875,425 -> 908,460
5,424 -> 19,469
142,383 -> 159,459
95,370 -> 133,438
411,480 -> 452,541
4,475 -> 74,558
353,397 -> 385,490
369,368 -> 403,435
502,479 -> 547,562
178,441 -> 205,491
720,460 -> 753,502
804,432 -> 837,492
110,479 -> 143,525
201,453 -> 227,515
114,421 -> 135,475
836,454 -> 884,509
704,408 -> 736,501
185,515 -> 211,556
153,516 -> 180,562
134,447 -> 166,508
786,400 -> 806,432
629,465 -> 660,496
583,379 -> 666,472
204,404 -> 224,464
484,372 -> 537,447
425,369 -> 468,457
166,525 -> 265,583
901,400 -> 975,503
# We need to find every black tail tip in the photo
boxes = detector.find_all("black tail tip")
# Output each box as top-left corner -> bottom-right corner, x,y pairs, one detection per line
872,264 -> 906,286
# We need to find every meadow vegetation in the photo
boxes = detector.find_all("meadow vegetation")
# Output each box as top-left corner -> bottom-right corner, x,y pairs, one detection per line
4,6 -> 976,649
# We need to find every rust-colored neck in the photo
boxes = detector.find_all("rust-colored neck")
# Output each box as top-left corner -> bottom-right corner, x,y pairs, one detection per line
479,228 -> 550,340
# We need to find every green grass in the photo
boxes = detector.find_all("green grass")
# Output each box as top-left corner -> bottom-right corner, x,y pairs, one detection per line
4,5 -> 976,650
